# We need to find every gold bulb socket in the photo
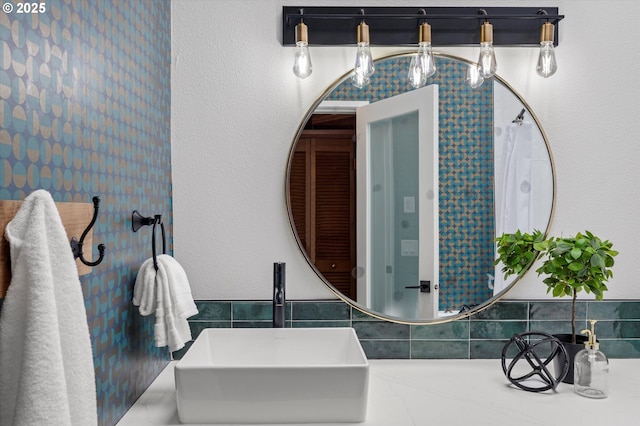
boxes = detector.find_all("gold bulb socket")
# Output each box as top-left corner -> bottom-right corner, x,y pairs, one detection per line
357,22 -> 370,44
480,21 -> 493,44
419,23 -> 432,44
295,22 -> 308,44
540,22 -> 554,43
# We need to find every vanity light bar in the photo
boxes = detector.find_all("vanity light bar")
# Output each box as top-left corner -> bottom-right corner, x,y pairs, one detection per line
282,7 -> 563,47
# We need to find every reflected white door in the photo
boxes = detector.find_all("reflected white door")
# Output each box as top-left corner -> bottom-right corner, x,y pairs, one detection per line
355,85 -> 439,320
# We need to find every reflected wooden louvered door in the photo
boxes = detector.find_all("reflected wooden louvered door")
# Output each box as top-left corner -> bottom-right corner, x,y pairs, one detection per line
290,142 -> 310,251
290,131 -> 356,299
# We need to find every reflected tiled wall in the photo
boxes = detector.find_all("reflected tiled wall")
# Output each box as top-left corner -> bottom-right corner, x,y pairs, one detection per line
174,300 -> 640,360
0,1 -> 171,425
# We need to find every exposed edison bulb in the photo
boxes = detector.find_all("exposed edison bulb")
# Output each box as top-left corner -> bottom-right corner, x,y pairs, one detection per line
292,22 -> 312,79
293,42 -> 312,79
478,43 -> 497,78
353,21 -> 374,87
537,42 -> 557,78
536,22 -> 557,78
466,64 -> 485,89
351,74 -> 370,89
478,21 -> 497,78
408,23 -> 436,89
354,43 -> 374,78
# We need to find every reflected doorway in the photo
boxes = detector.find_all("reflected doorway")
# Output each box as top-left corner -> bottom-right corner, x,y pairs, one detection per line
356,85 -> 439,319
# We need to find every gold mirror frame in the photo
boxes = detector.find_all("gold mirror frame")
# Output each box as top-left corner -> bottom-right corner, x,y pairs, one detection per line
285,52 -> 556,325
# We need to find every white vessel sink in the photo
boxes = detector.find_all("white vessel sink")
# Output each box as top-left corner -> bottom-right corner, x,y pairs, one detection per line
174,327 -> 370,424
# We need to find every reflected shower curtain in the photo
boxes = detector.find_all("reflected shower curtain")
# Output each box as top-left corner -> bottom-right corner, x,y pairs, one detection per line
493,122 -> 533,295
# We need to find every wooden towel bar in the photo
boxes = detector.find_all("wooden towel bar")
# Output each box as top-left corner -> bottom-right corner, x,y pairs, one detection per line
0,200 -> 95,299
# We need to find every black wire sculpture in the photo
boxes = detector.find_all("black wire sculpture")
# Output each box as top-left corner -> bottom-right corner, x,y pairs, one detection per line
501,331 -> 569,392
70,196 -> 106,267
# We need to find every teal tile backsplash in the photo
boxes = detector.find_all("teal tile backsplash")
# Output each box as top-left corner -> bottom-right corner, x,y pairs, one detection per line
412,321 -> 469,339
360,340 -> 410,359
191,301 -> 231,321
469,320 -> 528,339
233,301 -> 273,321
352,321 -> 410,340
530,301 -> 588,320
293,301 -> 350,320
587,301 -> 640,319
471,302 -> 528,320
411,340 -> 469,359
175,300 -> 640,360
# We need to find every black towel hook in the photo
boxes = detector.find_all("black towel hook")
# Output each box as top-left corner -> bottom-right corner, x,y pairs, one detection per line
70,196 -> 106,267
512,108 -> 527,124
132,210 -> 166,271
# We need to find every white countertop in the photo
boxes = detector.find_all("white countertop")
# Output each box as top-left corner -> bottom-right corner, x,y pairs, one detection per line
118,359 -> 639,426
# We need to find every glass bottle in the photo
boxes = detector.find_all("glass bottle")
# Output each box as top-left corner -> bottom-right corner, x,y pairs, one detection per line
574,320 -> 609,398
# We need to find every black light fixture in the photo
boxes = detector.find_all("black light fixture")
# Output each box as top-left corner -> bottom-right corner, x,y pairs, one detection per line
282,6 -> 564,82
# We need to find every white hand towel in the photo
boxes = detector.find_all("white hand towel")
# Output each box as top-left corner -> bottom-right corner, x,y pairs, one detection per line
132,257 -> 157,316
0,190 -> 97,426
133,254 -> 198,352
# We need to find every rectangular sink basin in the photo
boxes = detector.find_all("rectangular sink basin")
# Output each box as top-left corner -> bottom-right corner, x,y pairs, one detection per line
175,327 -> 369,424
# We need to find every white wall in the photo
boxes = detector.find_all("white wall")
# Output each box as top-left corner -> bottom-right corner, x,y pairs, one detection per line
171,0 -> 640,302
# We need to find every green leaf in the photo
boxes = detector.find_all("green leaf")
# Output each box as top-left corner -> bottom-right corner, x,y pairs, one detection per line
570,247 -> 582,259
568,262 -> 583,272
533,241 -> 549,251
552,285 -> 564,297
591,253 -> 605,269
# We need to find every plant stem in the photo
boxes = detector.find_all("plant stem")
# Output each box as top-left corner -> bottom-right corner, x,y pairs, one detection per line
571,289 -> 577,344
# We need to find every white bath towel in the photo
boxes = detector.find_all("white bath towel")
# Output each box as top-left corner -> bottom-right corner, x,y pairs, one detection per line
0,190 -> 97,426
133,254 -> 198,352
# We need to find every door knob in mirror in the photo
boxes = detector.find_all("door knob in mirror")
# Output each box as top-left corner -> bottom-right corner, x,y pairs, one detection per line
405,280 -> 431,293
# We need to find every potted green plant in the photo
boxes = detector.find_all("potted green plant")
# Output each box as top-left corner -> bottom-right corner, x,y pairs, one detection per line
495,229 -> 618,383
535,231 -> 617,341
494,229 -> 548,280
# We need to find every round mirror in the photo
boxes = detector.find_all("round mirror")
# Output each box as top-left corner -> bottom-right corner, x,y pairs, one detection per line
286,52 -> 555,324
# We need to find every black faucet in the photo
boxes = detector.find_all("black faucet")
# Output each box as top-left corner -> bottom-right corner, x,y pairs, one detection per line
273,262 -> 286,328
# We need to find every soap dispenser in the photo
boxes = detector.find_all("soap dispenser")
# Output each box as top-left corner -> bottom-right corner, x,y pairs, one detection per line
574,319 -> 609,399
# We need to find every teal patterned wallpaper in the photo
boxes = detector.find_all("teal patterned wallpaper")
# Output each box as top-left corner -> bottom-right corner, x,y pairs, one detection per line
0,1 -> 171,425
328,56 -> 495,311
